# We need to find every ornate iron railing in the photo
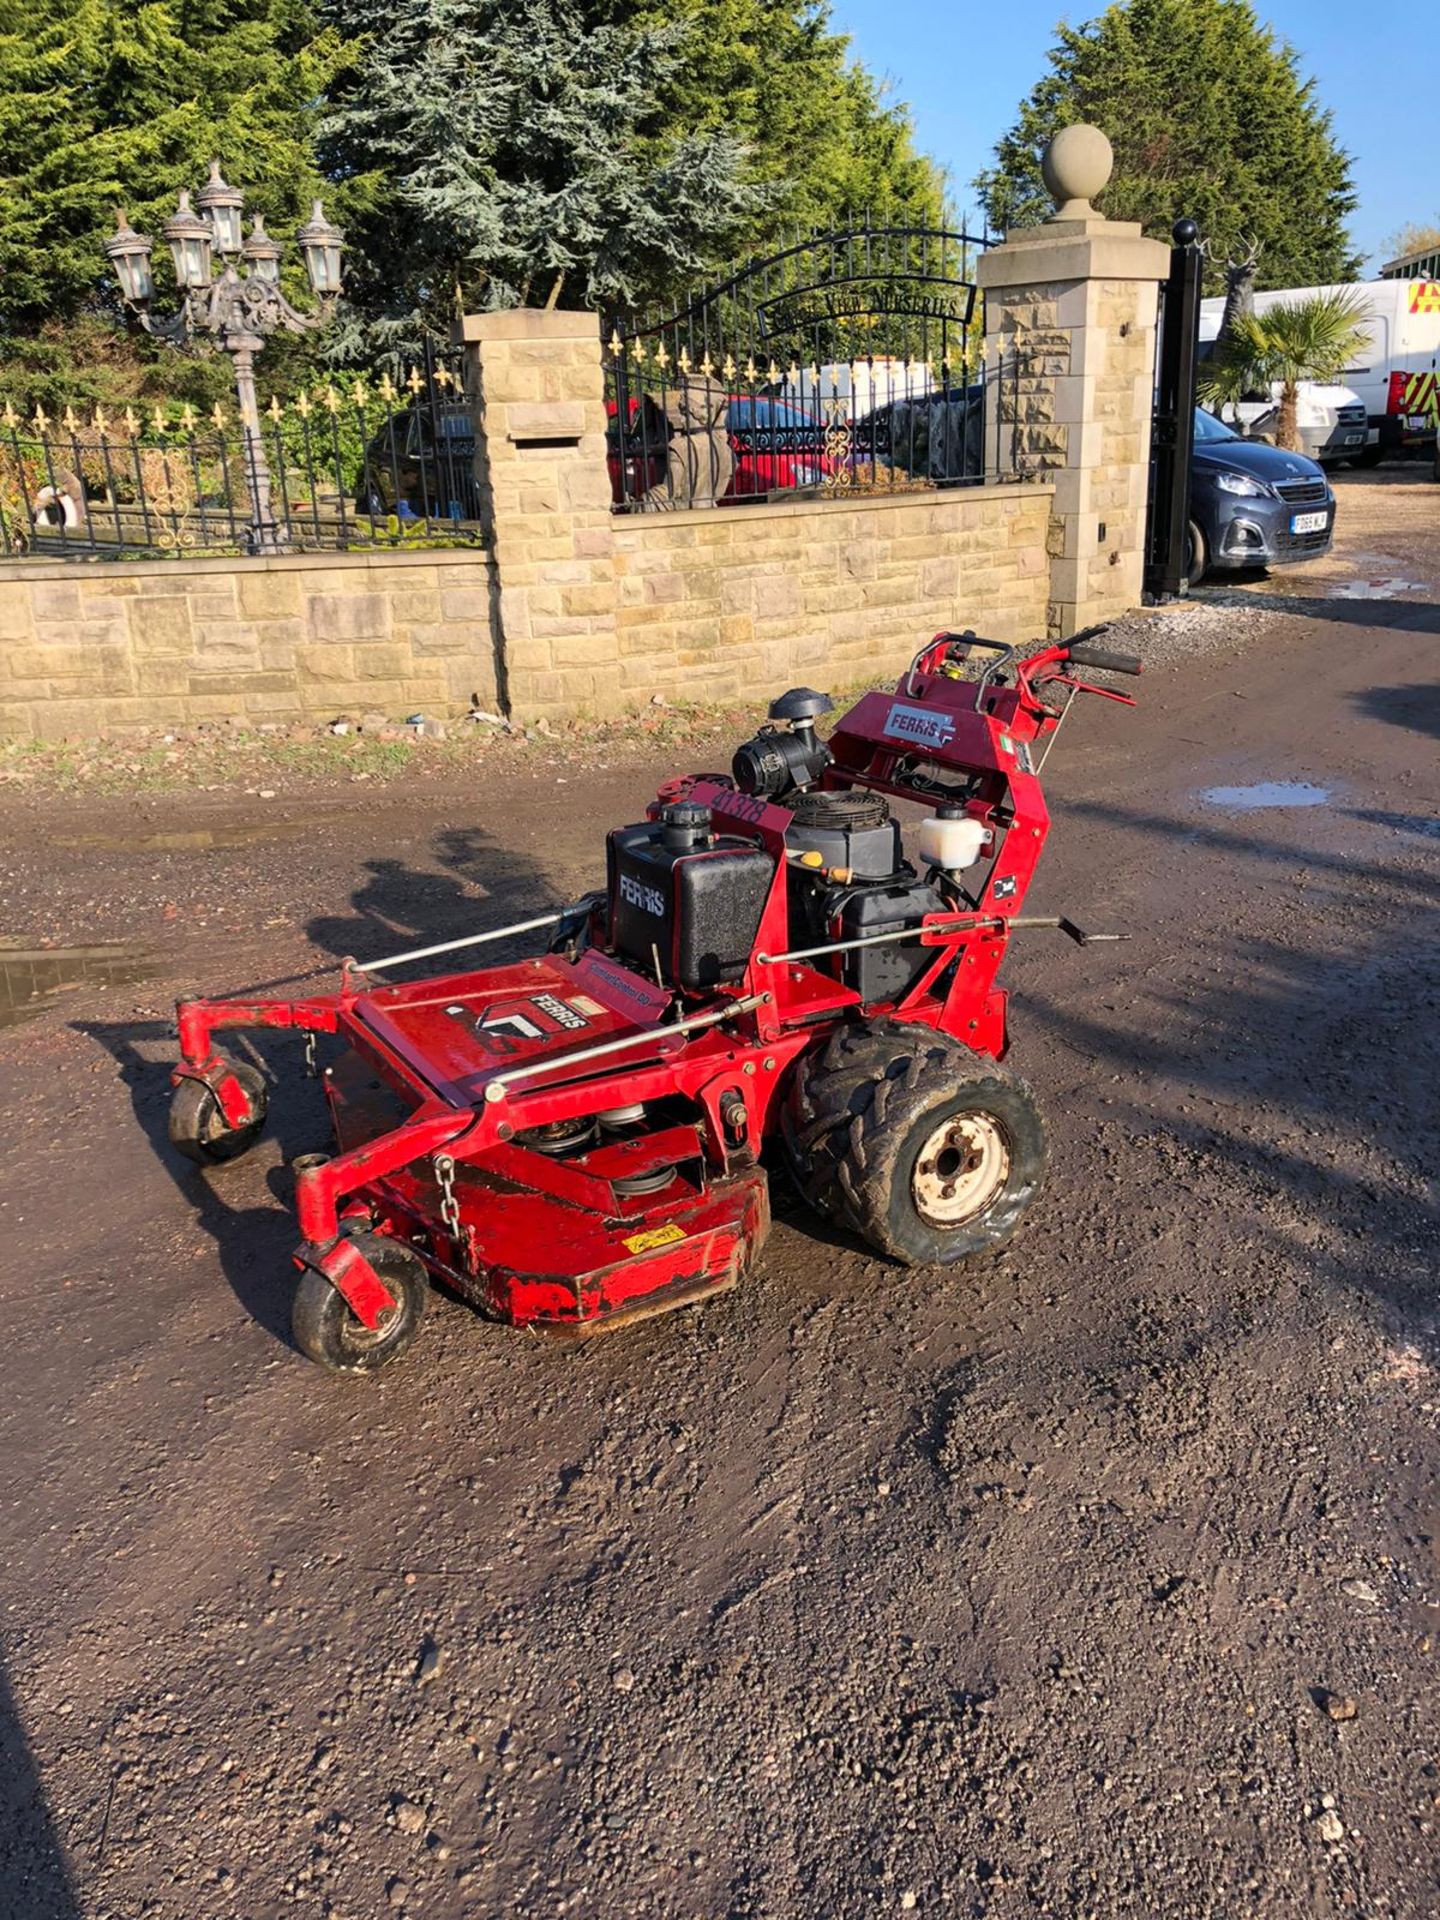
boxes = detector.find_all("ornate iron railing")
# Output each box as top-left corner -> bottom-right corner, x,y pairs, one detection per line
0,346 -> 483,561
602,220 -> 1029,512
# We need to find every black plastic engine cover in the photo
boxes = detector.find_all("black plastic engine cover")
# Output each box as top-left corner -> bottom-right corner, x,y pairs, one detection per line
607,823 -> 775,991
791,871 -> 947,1003
782,788 -> 901,878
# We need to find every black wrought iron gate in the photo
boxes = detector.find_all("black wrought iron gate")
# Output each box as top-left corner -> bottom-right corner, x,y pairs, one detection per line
1145,217 -> 1204,598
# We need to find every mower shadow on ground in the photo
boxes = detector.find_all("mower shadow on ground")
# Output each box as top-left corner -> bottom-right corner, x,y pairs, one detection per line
303,825 -> 566,966
0,1659 -> 81,1918
1025,800 -> 1440,1351
74,1017 -> 337,1354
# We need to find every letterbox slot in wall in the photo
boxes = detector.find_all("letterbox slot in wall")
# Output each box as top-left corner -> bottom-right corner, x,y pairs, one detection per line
509,434 -> 583,451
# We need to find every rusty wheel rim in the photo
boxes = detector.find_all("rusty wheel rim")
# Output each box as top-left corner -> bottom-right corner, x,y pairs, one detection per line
912,1111 -> 1011,1228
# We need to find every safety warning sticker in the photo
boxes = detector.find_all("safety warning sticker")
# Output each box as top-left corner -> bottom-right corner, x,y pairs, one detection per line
622,1222 -> 686,1254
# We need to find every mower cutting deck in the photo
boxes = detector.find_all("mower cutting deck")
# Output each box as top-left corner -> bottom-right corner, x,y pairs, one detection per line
169,628 -> 1139,1371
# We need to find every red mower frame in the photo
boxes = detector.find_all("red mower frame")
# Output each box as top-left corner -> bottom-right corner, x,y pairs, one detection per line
171,630 -> 1139,1365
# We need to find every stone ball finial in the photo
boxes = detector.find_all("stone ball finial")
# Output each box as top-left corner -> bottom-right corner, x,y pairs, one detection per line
1041,124 -> 1114,219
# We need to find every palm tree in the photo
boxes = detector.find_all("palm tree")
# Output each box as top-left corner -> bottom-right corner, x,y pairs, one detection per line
1198,292 -> 1372,451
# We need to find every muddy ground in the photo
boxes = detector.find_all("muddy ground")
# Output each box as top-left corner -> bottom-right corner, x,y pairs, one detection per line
1,467 -> 1437,1919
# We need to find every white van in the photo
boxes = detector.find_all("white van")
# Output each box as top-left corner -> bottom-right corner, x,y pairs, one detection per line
1200,278 -> 1440,462
1198,307 -> 1367,465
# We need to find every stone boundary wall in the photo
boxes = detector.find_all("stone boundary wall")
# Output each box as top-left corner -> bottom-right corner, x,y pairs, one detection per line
605,482 -> 1054,713
0,482 -> 1053,740
0,548 -> 500,740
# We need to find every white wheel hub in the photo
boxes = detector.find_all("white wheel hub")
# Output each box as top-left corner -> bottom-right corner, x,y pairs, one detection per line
912,1110 -> 1010,1227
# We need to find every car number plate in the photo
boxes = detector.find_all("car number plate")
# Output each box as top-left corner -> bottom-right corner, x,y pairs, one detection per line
1342,433 -> 1363,446
1291,510 -> 1328,534
1407,414 -> 1430,431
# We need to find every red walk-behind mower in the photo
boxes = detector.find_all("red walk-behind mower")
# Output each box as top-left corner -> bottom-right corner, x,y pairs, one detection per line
170,628 -> 1139,1371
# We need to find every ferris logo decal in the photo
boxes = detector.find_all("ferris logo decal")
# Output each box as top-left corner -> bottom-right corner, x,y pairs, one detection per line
619,871 -> 666,916
533,992 -> 587,1030
883,702 -> 956,748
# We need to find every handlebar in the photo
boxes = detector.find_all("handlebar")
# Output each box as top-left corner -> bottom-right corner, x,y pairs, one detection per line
1065,643 -> 1143,677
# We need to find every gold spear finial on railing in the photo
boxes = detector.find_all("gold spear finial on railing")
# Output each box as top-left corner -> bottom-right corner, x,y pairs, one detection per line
378,372 -> 397,406
406,366 -> 425,396
2,401 -> 18,430
434,365 -> 454,388
608,330 -> 624,358
93,406 -> 110,438
653,341 -> 669,372
677,347 -> 692,375
179,403 -> 197,432
699,354 -> 714,380
766,359 -> 781,384
32,403 -> 50,433
150,404 -> 166,435
722,354 -> 736,383
322,384 -> 340,413
351,379 -> 368,409
743,356 -> 757,383
211,402 -> 228,431
62,404 -> 79,434
126,407 -> 142,438
268,394 -> 284,422
296,390 -> 312,417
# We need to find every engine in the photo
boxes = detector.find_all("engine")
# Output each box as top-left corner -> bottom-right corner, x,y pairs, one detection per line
602,687 -> 990,1005
783,788 -> 946,1002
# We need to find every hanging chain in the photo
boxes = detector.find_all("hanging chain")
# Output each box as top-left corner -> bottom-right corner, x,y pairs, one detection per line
434,1154 -> 461,1239
303,1030 -> 318,1078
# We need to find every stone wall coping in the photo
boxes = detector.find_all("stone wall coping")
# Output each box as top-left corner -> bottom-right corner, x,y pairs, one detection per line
612,478 -> 1054,537
0,545 -> 491,587
977,224 -> 1170,289
455,308 -> 603,344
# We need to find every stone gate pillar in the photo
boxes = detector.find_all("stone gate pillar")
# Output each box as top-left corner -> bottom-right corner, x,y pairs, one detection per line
457,309 -> 618,720
977,125 -> 1170,635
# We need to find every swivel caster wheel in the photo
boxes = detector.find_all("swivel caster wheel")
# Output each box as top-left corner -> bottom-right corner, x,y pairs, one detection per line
169,1061 -> 269,1165
292,1233 -> 428,1375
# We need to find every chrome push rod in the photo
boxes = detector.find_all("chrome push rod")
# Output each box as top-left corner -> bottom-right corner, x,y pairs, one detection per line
758,916 -> 994,967
483,992 -> 770,1103
760,914 -> 1118,967
361,911 -> 568,974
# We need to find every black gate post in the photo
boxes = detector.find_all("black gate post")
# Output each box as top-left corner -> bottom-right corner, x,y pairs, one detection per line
1145,216 -> 1203,599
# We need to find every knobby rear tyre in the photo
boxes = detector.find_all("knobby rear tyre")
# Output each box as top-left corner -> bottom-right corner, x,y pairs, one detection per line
787,1020 -> 1046,1266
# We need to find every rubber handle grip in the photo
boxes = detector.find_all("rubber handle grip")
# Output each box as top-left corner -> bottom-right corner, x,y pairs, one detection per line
1066,643 -> 1142,676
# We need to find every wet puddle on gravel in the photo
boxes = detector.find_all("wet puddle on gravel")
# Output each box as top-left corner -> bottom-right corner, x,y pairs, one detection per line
0,942 -> 154,1031
1322,577 -> 1431,600
54,820 -> 308,853
1199,781 -> 1332,811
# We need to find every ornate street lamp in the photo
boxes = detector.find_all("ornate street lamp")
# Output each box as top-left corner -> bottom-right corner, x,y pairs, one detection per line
104,167 -> 343,554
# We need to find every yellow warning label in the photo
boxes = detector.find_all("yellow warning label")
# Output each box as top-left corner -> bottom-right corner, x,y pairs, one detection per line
1407,282 -> 1440,314
622,1222 -> 686,1254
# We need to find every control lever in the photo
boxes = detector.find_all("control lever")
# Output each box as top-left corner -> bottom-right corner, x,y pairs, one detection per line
1009,916 -> 1128,947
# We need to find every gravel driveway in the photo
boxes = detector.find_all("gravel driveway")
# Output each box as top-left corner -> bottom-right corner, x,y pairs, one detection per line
0,471 -> 1436,1920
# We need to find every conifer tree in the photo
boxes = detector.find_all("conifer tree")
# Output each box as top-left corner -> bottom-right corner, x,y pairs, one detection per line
977,0 -> 1358,294
0,0 -> 345,338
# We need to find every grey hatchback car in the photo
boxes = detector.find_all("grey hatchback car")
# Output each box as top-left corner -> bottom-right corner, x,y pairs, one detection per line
1187,408 -> 1336,584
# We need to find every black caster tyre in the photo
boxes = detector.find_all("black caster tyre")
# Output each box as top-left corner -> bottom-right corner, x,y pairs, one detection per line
292,1233 -> 427,1375
169,1061 -> 268,1165
788,1021 -> 1045,1266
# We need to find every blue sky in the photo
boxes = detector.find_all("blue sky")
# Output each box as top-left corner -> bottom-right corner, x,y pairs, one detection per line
830,0 -> 1434,271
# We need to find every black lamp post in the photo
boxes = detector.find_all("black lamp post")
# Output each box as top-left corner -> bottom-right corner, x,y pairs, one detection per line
104,164 -> 343,554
